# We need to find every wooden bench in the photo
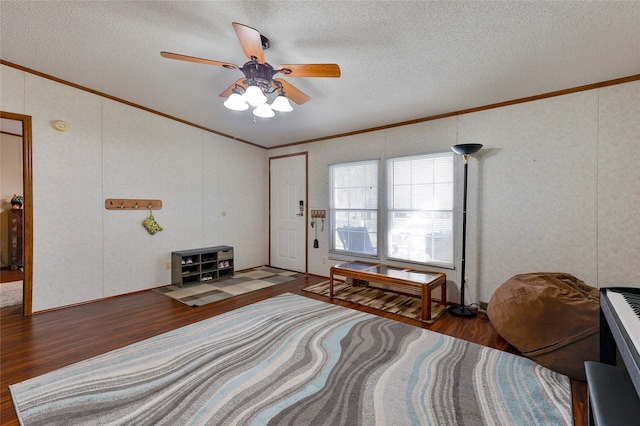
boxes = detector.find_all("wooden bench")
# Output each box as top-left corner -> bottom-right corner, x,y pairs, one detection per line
329,261 -> 447,321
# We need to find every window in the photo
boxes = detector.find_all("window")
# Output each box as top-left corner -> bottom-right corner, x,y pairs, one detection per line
329,160 -> 379,256
387,152 -> 454,267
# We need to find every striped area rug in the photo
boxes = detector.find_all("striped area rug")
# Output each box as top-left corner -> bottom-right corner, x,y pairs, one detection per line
303,280 -> 448,323
9,293 -> 572,425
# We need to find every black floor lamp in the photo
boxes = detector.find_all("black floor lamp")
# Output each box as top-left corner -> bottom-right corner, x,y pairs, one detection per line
450,143 -> 482,317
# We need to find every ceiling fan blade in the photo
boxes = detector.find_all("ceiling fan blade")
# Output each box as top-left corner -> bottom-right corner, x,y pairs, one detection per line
219,78 -> 248,98
232,22 -> 265,63
274,79 -> 310,105
160,51 -> 238,69
277,64 -> 341,78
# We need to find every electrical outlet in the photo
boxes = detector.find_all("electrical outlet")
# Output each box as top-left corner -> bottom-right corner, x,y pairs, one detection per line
165,261 -> 171,270
322,256 -> 327,264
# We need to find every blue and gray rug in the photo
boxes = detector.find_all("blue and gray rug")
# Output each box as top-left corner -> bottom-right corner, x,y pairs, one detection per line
10,293 -> 572,425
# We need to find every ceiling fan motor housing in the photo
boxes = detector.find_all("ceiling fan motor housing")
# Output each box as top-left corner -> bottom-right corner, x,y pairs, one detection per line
241,61 -> 279,93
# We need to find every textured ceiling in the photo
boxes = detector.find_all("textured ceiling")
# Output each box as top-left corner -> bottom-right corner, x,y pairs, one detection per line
1,1 -> 639,148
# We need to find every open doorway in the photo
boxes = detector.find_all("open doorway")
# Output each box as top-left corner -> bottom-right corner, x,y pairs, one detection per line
0,112 -> 33,315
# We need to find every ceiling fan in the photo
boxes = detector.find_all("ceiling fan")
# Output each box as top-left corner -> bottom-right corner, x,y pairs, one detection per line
160,22 -> 341,118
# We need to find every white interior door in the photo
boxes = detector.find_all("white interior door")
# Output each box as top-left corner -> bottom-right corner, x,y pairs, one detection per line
270,154 -> 306,272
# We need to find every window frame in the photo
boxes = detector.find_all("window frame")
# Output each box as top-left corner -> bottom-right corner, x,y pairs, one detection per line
385,151 -> 455,268
328,159 -> 380,259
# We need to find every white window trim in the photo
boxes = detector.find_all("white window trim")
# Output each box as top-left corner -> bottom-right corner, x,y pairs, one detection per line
328,159 -> 380,259
386,151 -> 455,268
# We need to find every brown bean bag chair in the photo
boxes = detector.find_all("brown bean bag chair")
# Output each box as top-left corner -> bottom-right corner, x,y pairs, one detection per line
487,272 -> 599,381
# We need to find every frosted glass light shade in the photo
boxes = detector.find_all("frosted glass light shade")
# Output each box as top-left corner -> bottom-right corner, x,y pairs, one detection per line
242,85 -> 267,106
270,95 -> 293,112
253,103 -> 275,118
223,93 -> 249,111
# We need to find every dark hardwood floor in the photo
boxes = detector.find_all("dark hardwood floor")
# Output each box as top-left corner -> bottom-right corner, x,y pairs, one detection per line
0,274 -> 587,425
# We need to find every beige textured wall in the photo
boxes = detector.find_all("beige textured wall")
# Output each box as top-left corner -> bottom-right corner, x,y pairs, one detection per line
597,82 -> 640,288
1,64 -> 269,312
269,80 -> 640,304
2,61 -> 637,310
460,90 -> 599,302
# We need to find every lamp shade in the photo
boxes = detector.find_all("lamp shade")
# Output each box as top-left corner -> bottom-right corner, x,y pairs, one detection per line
271,95 -> 293,112
242,85 -> 267,106
223,92 -> 249,111
451,143 -> 483,155
253,103 -> 275,118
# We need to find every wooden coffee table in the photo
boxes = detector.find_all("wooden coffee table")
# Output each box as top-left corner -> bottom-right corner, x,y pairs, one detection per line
330,261 -> 447,321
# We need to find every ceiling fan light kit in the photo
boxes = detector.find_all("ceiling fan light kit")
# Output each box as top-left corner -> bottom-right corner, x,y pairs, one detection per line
270,95 -> 293,112
161,22 -> 340,120
223,91 -> 249,111
242,84 -> 267,107
252,102 -> 276,118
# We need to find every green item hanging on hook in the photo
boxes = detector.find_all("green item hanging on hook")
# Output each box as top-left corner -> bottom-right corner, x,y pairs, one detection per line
142,208 -> 163,235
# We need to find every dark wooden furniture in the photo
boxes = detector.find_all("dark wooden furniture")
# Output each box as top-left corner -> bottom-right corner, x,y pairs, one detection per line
8,209 -> 23,270
329,261 -> 446,321
171,246 -> 234,287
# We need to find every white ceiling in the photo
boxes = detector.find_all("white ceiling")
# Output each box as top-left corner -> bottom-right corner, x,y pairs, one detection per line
1,1 -> 639,148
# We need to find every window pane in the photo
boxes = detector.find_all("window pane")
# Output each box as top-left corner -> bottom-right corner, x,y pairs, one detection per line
364,186 -> 378,209
349,165 -> 365,187
388,211 -> 452,264
393,184 -> 411,209
434,182 -> 453,210
394,162 -> 411,185
349,187 -> 365,209
333,166 -> 350,188
412,159 -> 434,184
434,156 -> 453,182
334,188 -> 349,209
332,210 -> 378,255
411,184 -> 432,209
330,160 -> 379,257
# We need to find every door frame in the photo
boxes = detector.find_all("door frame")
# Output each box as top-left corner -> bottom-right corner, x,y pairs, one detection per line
1,111 -> 33,316
268,152 -> 308,273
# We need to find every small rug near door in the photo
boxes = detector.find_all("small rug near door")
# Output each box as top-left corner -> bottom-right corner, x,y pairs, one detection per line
0,281 -> 23,308
303,280 -> 448,324
154,266 -> 307,307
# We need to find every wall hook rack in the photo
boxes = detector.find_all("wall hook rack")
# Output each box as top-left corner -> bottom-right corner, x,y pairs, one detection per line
105,198 -> 162,210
